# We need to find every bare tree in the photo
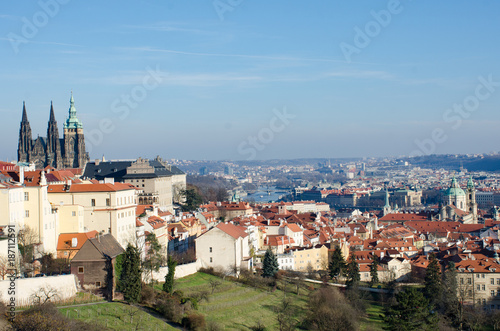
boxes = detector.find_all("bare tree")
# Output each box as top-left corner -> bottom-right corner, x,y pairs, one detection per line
0,255 -> 9,280
209,279 -> 222,294
30,286 -> 60,305
17,226 -> 40,275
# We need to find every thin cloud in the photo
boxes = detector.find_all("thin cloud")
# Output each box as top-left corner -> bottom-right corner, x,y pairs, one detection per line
123,23 -> 214,36
117,46 -> 378,65
94,71 -> 261,87
0,37 -> 83,48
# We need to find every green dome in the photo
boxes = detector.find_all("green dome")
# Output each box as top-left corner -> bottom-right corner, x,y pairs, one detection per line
444,175 -> 466,197
444,187 -> 466,197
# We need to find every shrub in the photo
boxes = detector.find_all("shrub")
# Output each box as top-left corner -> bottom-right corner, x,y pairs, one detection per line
140,283 -> 157,306
12,303 -> 101,331
155,296 -> 185,324
205,320 -> 224,331
250,320 -> 267,331
181,297 -> 199,310
182,313 -> 206,330
305,287 -> 359,331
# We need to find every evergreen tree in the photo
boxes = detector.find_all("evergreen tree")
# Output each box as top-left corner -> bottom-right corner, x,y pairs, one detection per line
262,248 -> 279,278
180,186 -> 203,212
424,253 -> 442,306
163,255 -> 177,294
384,288 -> 438,331
345,253 -> 360,288
119,244 -> 142,303
441,261 -> 462,326
329,246 -> 346,281
143,233 -> 164,284
369,254 -> 379,287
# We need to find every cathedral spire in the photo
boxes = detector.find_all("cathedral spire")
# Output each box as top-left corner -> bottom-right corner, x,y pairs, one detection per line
49,101 -> 56,123
18,101 -> 33,164
22,101 -> 29,123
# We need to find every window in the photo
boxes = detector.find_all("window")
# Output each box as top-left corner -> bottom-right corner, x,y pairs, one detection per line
91,199 -> 96,207
477,274 -> 480,278
461,278 -> 464,284
492,290 -> 495,296
95,281 -> 101,287
482,274 -> 485,278
210,257 -> 212,263
492,278 -> 495,285
497,289 -> 500,296
483,285 -> 486,291
106,198 -> 110,206
477,285 -> 481,291
72,211 -> 76,217
209,247 -> 212,253
25,210 -> 29,217
24,192 -> 29,201
497,278 -> 500,285
78,266 -> 84,274
467,278 -> 472,284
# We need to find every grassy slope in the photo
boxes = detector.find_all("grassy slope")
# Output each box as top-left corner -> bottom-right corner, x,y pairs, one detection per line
59,302 -> 177,331
361,302 -> 385,331
173,272 -> 309,329
64,272 -> 388,330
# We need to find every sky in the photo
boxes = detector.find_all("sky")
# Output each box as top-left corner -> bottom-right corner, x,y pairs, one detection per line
1,0 -> 500,161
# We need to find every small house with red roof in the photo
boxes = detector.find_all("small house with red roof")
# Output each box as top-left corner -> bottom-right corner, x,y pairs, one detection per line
196,222 -> 252,275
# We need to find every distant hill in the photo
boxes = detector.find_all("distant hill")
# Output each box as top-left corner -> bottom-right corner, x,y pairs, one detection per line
404,155 -> 500,172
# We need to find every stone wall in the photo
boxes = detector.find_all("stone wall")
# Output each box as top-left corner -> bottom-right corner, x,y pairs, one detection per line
0,274 -> 78,307
151,260 -> 201,282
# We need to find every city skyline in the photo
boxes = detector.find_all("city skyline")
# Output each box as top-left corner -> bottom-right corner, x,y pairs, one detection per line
1,1 -> 500,162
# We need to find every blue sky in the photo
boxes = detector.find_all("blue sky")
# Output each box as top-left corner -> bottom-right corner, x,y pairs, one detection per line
1,0 -> 499,161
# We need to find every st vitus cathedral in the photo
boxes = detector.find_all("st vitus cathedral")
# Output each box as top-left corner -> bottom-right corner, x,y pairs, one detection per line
17,94 -> 89,169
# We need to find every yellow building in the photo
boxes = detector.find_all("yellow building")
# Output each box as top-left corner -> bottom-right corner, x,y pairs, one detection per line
293,245 -> 329,272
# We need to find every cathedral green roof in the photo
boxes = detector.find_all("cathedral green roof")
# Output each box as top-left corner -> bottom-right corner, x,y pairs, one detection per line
63,94 -> 83,129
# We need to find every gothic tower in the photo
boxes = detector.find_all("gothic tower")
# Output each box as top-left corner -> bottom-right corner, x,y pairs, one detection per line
63,94 -> 89,168
46,102 -> 63,168
17,102 -> 32,163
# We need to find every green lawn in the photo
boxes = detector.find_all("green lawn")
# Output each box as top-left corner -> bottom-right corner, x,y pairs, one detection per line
64,272 -> 389,330
59,302 -> 177,331
162,272 -> 310,330
361,302 -> 385,331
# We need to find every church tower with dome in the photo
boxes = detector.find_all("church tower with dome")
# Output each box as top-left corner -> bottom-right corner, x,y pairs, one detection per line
442,175 -> 477,221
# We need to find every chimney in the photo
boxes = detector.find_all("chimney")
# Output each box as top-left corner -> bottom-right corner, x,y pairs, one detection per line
19,166 -> 25,185
95,159 -> 100,166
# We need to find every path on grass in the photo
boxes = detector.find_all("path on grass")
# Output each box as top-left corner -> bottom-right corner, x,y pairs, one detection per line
303,278 -> 390,293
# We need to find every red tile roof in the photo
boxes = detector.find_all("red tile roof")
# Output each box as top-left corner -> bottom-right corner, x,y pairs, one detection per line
216,222 -> 248,239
